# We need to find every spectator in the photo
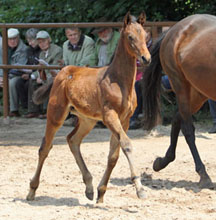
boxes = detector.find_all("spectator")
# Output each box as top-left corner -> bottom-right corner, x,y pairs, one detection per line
36,30 -> 63,119
62,27 -> 96,126
161,74 -> 172,91
208,100 -> 216,133
91,23 -> 120,66
90,21 -> 120,128
0,34 -> 2,114
0,34 -> 2,87
63,27 -> 96,66
16,28 -> 42,118
129,27 -> 153,129
7,28 -> 28,117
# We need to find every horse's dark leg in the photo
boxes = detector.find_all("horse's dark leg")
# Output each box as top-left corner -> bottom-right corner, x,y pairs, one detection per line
67,117 -> 96,201
153,112 -> 181,171
181,118 -> 213,189
26,104 -> 69,201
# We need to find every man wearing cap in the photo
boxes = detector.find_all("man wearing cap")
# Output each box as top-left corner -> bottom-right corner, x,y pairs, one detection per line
15,28 -> 42,118
34,30 -> 63,118
7,28 -> 28,117
0,34 -> 3,87
89,21 -> 120,128
63,27 -> 96,66
90,25 -> 120,67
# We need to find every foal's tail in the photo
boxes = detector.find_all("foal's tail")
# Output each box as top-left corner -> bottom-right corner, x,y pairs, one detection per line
141,32 -> 166,130
32,79 -> 53,105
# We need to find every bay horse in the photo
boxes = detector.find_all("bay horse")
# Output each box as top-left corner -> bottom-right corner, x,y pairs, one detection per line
142,14 -> 216,189
26,12 -> 151,203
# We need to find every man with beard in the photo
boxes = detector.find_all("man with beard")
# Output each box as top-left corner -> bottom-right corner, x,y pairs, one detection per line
91,25 -> 120,67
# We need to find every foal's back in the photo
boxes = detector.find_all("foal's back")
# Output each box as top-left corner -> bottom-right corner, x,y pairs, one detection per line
51,65 -> 108,120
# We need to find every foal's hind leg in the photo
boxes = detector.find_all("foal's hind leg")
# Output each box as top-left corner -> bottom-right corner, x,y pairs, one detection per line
26,104 -> 69,201
153,112 -> 181,171
67,117 -> 96,200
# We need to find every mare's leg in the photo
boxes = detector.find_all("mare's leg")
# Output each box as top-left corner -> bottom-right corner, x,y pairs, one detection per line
180,117 -> 213,188
153,112 -> 181,171
67,117 -> 96,200
97,112 -> 145,203
177,88 -> 213,188
26,102 -> 69,200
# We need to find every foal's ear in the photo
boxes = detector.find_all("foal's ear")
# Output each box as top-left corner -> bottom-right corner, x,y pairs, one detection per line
137,11 -> 146,27
123,11 -> 132,29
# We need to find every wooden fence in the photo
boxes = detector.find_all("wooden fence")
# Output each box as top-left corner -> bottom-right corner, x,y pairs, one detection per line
0,21 -> 176,120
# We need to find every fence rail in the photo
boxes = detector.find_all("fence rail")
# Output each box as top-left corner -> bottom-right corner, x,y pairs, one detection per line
0,21 -> 176,120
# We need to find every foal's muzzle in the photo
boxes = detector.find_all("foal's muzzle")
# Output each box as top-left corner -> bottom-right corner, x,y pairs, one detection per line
142,56 -> 151,65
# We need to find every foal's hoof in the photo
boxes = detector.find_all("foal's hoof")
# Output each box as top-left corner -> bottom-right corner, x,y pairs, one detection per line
137,187 -> 146,200
199,178 -> 214,189
26,189 -> 35,201
153,157 -> 164,172
85,191 -> 94,201
85,187 -> 94,200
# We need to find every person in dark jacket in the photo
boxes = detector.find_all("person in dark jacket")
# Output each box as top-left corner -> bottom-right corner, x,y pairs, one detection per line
15,28 -> 41,117
7,28 -> 28,117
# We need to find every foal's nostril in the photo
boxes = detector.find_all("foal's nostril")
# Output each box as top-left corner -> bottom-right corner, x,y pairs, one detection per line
142,56 -> 151,65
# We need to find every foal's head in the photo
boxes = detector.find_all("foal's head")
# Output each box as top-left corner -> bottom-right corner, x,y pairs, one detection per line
122,12 -> 151,65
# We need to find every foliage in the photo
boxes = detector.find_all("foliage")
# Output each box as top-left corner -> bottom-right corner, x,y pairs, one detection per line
0,0 -> 215,45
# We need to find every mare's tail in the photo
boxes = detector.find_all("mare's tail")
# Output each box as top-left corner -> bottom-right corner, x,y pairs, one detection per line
32,79 -> 53,105
141,32 -> 166,130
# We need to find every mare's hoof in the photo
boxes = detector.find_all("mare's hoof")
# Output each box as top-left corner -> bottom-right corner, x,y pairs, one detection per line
26,189 -> 35,201
153,157 -> 163,172
199,178 -> 214,189
137,188 -> 146,199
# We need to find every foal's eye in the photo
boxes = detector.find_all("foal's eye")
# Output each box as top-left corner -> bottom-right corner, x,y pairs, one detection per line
128,35 -> 134,41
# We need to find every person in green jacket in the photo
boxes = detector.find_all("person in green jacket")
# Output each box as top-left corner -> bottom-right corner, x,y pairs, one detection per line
91,26 -> 120,67
62,27 -> 96,126
63,27 -> 96,66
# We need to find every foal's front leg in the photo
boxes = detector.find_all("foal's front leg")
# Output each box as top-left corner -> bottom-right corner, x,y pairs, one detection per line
97,134 -> 120,203
97,113 -> 145,203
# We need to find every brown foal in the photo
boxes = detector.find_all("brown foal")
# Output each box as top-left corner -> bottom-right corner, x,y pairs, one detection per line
26,12 -> 151,203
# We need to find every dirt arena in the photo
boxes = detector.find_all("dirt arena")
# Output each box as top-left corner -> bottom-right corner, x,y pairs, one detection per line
0,117 -> 216,220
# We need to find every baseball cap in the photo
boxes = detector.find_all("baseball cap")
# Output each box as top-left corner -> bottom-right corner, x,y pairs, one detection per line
36,30 -> 50,39
7,28 -> 19,38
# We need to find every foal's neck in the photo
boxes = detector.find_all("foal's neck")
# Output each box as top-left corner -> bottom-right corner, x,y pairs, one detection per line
109,35 -> 137,89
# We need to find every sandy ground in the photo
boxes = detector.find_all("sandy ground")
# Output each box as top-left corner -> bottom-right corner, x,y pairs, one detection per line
0,117 -> 216,220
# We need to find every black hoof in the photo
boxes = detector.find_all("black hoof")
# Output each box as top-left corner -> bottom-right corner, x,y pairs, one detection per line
153,157 -> 164,171
199,178 -> 214,189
